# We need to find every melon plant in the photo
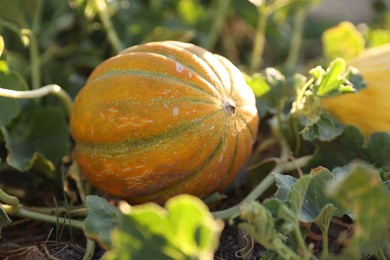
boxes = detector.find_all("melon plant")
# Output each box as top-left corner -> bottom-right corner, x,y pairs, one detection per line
321,44 -> 390,136
70,41 -> 259,204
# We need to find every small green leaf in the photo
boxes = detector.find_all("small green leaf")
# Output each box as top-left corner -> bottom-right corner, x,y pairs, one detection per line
274,173 -> 312,231
254,68 -> 293,116
313,58 -> 358,97
2,106 -> 69,172
314,203 -> 336,235
83,195 -> 120,250
284,175 -> 311,218
0,205 -> 12,227
245,73 -> 270,97
328,163 -> 390,255
0,71 -> 28,127
299,105 -> 344,141
104,195 -> 223,260
292,59 -> 365,141
300,167 -> 345,222
322,21 -> 365,61
239,202 -> 299,259
274,173 -> 298,201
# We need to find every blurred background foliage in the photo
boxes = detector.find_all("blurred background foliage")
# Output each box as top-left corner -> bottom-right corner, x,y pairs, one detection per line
1,0 -> 389,100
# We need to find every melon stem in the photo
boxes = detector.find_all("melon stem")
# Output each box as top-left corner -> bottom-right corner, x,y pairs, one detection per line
223,100 -> 236,114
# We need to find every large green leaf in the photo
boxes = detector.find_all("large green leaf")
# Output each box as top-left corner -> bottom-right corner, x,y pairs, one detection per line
104,195 -> 223,260
2,106 -> 69,172
309,126 -> 390,170
328,163 -> 390,256
83,195 -> 120,250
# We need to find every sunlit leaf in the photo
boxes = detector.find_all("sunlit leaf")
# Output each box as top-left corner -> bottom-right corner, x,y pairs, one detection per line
104,195 -> 223,260
322,21 -> 365,61
245,73 -> 270,97
368,29 -> 390,48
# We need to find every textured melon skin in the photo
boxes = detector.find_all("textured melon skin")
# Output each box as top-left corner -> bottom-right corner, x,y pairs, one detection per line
70,41 -> 259,204
322,44 -> 390,136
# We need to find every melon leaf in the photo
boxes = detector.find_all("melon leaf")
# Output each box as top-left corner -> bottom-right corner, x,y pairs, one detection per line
104,194 -> 223,260
83,195 -> 120,250
1,106 -> 69,172
328,163 -> 390,257
0,71 -> 28,127
309,126 -> 390,170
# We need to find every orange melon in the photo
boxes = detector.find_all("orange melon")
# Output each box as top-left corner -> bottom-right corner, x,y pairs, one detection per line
70,41 -> 259,204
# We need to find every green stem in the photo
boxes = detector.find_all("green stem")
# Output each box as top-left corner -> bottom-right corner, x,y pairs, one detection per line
212,173 -> 275,220
0,188 -> 20,206
284,6 -> 307,72
375,248 -> 387,260
204,0 -> 231,50
321,227 -> 329,258
3,204 -> 84,230
30,0 -> 43,90
24,206 -> 88,217
0,84 -> 73,115
290,115 -> 302,156
82,239 -> 96,260
212,154 -> 312,220
94,0 -> 123,53
294,224 -> 310,259
250,4 -> 268,73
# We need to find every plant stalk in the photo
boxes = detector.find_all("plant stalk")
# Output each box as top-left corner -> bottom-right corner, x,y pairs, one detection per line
94,0 -> 123,53
30,0 -> 43,90
212,155 -> 312,220
205,0 -> 231,50
284,6 -> 307,71
0,189 -> 20,206
250,4 -> 268,73
83,239 -> 96,260
212,173 -> 275,219
0,84 -> 73,115
294,224 -> 310,259
3,204 -> 84,230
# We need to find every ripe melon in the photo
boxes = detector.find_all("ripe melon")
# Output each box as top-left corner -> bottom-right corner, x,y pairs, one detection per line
70,41 -> 259,204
